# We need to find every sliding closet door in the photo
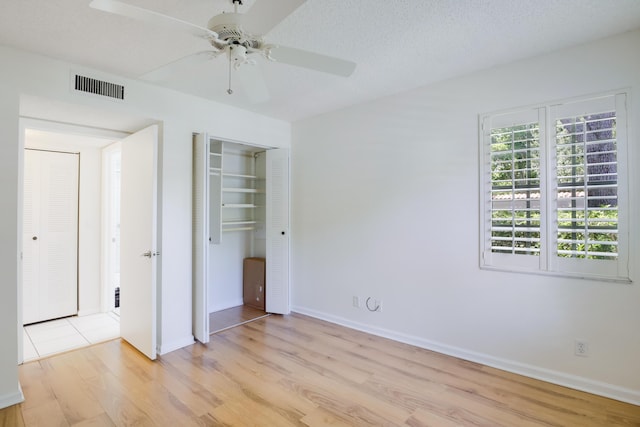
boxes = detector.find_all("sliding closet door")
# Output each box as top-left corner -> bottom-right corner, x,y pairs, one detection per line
23,149 -> 79,325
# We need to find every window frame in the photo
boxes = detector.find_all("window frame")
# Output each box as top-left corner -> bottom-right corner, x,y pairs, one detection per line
479,91 -> 631,283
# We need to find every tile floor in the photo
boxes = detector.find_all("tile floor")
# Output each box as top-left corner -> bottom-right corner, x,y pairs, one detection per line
23,312 -> 120,362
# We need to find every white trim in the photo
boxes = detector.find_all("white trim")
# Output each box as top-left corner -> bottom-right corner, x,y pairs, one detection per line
20,117 -> 130,141
101,142 -> 122,314
158,335 -> 195,355
292,305 -> 640,407
480,264 -> 632,284
77,308 -> 102,317
0,385 -> 24,410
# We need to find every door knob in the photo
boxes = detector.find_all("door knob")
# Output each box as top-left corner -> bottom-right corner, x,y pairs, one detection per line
141,250 -> 152,258
32,236 -> 38,240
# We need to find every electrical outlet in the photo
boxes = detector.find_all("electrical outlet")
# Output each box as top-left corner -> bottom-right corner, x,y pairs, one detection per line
352,296 -> 360,308
575,340 -> 589,357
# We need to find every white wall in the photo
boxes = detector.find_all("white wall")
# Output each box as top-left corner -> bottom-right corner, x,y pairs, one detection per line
0,92 -> 21,408
0,45 -> 290,408
291,30 -> 640,404
209,233 -> 254,312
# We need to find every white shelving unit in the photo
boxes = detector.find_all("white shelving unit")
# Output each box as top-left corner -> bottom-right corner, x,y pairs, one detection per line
221,152 -> 265,236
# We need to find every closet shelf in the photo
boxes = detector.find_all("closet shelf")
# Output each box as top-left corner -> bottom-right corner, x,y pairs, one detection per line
223,220 -> 259,226
223,226 -> 256,232
223,172 -> 263,180
222,188 -> 264,193
222,203 -> 258,208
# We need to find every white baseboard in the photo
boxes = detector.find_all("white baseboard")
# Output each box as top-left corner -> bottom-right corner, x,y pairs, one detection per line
0,384 -> 24,410
292,305 -> 640,407
158,335 -> 195,355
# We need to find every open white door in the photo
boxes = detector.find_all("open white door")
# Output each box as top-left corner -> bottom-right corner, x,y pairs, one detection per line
265,148 -> 290,314
119,125 -> 159,360
192,133 -> 209,343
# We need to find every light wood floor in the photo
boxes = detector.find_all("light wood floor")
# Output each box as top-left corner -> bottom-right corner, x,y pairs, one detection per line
209,305 -> 269,334
2,313 -> 639,426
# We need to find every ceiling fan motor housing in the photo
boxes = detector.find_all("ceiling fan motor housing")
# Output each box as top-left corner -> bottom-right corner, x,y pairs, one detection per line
207,12 -> 264,52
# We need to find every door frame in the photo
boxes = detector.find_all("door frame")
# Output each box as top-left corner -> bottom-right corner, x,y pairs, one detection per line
16,116 -> 151,364
101,141 -> 122,314
192,133 -> 290,344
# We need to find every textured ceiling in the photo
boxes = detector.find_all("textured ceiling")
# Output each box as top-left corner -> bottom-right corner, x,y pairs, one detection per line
2,0 -> 640,122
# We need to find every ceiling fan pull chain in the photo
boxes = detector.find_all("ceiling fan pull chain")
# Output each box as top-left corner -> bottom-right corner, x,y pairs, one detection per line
227,52 -> 233,95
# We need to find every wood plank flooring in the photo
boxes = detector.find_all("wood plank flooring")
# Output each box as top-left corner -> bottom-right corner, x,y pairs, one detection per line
2,313 -> 639,426
209,305 -> 269,334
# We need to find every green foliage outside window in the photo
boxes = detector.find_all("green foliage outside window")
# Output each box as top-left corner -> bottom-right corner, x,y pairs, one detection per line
489,113 -> 618,260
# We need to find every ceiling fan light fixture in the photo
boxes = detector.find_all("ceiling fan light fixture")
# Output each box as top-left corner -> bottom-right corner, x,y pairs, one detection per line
228,45 -> 247,63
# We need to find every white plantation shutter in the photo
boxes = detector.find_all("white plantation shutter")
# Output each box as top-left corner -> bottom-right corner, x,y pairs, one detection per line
481,107 -> 546,271
554,111 -> 618,259
550,94 -> 629,279
490,122 -> 542,255
480,92 -> 629,281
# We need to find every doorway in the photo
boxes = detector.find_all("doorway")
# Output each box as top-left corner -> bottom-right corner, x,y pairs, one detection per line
21,126 -> 122,361
193,135 -> 290,344
18,99 -> 160,363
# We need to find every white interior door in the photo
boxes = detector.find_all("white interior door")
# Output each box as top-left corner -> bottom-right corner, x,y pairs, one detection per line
23,149 -> 79,325
119,125 -> 159,360
265,148 -> 290,314
192,133 -> 209,343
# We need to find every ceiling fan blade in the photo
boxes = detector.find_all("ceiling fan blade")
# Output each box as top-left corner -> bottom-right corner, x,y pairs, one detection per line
268,46 -> 356,77
242,0 -> 306,35
140,51 -> 218,82
89,0 -> 218,40
236,64 -> 270,104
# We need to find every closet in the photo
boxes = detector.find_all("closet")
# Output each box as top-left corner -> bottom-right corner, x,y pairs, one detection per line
193,134 -> 290,344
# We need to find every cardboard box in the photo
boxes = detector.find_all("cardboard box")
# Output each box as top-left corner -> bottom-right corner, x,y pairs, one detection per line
243,257 -> 265,310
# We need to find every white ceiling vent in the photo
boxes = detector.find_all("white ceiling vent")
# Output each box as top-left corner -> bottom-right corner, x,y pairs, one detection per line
73,74 -> 124,100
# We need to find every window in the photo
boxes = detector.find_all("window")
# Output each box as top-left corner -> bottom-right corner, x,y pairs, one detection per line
480,92 -> 630,281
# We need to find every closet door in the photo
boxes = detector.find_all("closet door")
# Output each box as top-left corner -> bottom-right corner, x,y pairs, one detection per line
23,149 -> 79,324
192,133 -> 210,343
265,148 -> 290,314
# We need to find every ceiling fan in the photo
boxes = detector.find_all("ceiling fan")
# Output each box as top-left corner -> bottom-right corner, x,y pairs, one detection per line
89,0 -> 357,102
